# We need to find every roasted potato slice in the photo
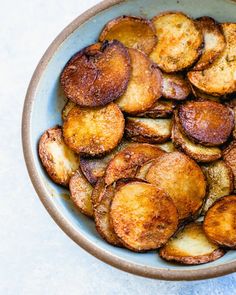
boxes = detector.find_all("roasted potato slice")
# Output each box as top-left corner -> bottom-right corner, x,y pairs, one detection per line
188,23 -> 236,96
150,12 -> 203,72
178,100 -> 234,146
91,177 -> 106,209
69,168 -> 93,217
105,143 -> 165,185
204,195 -> 236,248
191,85 -> 221,102
38,126 -> 80,186
159,222 -> 225,265
193,16 -> 226,71
223,141 -> 236,189
61,100 -> 76,121
172,115 -> 222,162
136,99 -> 176,118
162,73 -> 191,100
99,15 -> 157,55
110,181 -> 178,251
146,151 -> 206,220
226,98 -> 236,139
125,117 -> 172,144
201,161 -> 234,214
135,160 -> 155,180
116,48 -> 162,114
63,103 -> 124,156
156,141 -> 176,153
60,40 -> 131,107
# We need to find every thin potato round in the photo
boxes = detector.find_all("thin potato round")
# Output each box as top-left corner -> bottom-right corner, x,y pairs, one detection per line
135,160 -> 155,180
159,222 -> 225,265
162,73 -> 191,100
150,12 -> 203,72
99,15 -> 157,54
125,117 -> 172,144
193,16 -> 226,71
116,48 -> 162,114
38,126 -> 80,186
105,143 -> 165,185
223,141 -> 236,189
63,103 -> 124,156
136,99 -> 176,118
204,195 -> 236,248
60,40 -> 131,107
110,181 -> 178,251
61,100 -> 76,121
178,100 -> 234,146
146,151 -> 206,220
201,161 -> 234,214
188,23 -> 236,96
69,168 -> 93,217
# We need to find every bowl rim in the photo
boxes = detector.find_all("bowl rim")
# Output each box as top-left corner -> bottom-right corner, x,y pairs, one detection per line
22,0 -> 236,280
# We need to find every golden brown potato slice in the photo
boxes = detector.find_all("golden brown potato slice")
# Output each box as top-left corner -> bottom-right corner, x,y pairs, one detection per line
99,15 -> 157,55
159,222 -> 225,264
178,100 -> 234,146
136,99 -> 176,118
60,40 -> 131,107
38,126 -> 80,186
135,160 -> 155,180
188,23 -> 236,96
156,141 -> 176,153
125,117 -> 172,144
146,151 -> 206,220
150,12 -> 203,72
223,141 -> 236,189
63,103 -> 124,156
116,48 -> 162,114
201,161 -> 234,214
61,100 -> 76,121
193,16 -> 226,71
204,195 -> 236,248
105,143 -> 165,185
162,73 -> 191,100
69,168 -> 93,217
172,115 -> 222,162
110,181 -> 178,251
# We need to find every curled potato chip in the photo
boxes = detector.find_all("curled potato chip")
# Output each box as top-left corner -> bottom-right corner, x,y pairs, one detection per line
136,99 -> 176,118
159,222 -> 225,265
162,73 -> 191,100
223,141 -> 236,190
150,12 -> 203,72
116,48 -> 162,114
38,126 -> 80,186
60,40 -> 131,107
110,181 -> 178,251
99,15 -> 157,54
204,195 -> 236,248
63,103 -> 124,156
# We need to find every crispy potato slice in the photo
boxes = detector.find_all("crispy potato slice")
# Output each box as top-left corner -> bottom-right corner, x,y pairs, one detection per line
125,117 -> 172,144
69,168 -> 93,217
105,143 -> 165,185
38,126 -> 80,186
136,99 -> 176,118
162,73 -> 191,100
159,222 -> 225,264
60,40 -> 131,107
61,100 -> 76,121
172,115 -> 222,162
63,103 -> 124,156
193,16 -> 226,71
135,160 -> 155,180
80,141 -> 129,185
178,100 -> 234,146
91,177 -> 106,209
99,15 -> 157,55
156,141 -> 176,153
110,181 -> 178,251
146,151 -> 206,220
116,48 -> 162,114
223,141 -> 236,189
150,12 -> 203,72
188,23 -> 236,96
204,195 -> 236,248
201,161 -> 234,214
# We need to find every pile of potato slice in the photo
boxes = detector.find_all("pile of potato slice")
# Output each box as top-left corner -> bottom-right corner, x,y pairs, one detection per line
38,12 -> 236,265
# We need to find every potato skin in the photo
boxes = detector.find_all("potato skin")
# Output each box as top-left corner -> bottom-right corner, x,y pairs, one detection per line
223,141 -> 236,190
38,126 -> 80,186
110,181 -> 178,252
162,73 -> 191,100
99,15 -> 157,54
60,40 -> 131,107
136,99 -> 176,118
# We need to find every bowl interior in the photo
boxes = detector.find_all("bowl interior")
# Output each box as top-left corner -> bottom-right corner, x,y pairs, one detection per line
26,0 -> 236,278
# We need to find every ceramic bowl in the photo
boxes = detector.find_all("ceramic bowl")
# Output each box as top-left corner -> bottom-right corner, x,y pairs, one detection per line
22,0 -> 236,280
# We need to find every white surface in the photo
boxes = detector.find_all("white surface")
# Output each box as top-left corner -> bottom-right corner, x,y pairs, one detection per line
0,1 -> 236,294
